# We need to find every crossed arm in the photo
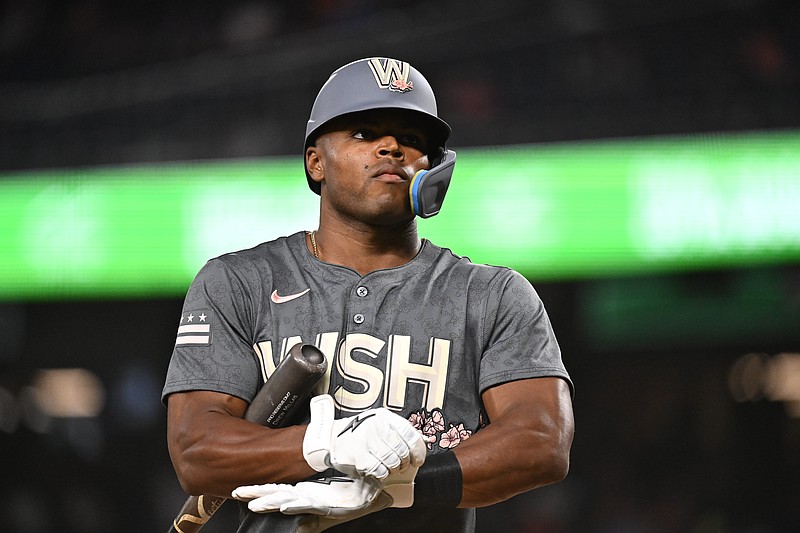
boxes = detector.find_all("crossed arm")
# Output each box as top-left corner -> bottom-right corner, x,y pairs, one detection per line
166,376 -> 574,507
453,377 -> 574,507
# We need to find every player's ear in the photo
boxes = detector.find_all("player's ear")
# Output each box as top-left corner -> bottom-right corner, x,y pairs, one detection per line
306,146 -> 324,184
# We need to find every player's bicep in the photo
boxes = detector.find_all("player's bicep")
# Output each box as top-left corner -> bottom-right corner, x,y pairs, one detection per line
167,389 -> 249,419
167,391 -> 249,456
482,377 -> 572,429
481,376 -> 574,479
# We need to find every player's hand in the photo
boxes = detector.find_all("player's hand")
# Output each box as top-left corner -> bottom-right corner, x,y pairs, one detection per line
302,394 -> 426,479
232,475 -> 392,532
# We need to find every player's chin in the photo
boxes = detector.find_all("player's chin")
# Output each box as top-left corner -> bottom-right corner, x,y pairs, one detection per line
364,195 -> 415,225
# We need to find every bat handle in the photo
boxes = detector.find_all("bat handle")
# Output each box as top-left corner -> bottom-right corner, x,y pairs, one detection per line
167,494 -> 227,533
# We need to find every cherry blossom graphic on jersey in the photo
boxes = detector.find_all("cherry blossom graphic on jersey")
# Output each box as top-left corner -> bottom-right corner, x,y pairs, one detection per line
407,408 -> 472,450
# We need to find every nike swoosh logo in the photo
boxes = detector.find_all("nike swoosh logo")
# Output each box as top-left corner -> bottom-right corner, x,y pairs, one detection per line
270,288 -> 310,304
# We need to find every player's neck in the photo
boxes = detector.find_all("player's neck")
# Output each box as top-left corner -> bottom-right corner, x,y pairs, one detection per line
309,222 -> 421,275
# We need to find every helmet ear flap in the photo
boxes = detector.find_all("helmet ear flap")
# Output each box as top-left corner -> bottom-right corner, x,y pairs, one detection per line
409,149 -> 456,218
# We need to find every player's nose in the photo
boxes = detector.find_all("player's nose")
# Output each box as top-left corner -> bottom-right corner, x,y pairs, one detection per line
375,135 -> 403,159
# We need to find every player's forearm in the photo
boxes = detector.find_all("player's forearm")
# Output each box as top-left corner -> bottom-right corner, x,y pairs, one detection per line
167,390 -> 317,497
170,417 -> 314,498
452,415 -> 572,507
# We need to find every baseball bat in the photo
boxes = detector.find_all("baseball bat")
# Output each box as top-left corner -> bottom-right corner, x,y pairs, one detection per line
167,342 -> 328,533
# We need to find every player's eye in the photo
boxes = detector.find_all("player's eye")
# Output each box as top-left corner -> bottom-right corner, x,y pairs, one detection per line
351,128 -> 426,150
398,133 -> 422,147
352,128 -> 375,141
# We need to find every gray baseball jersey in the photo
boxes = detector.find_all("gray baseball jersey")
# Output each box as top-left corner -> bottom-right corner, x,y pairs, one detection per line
162,230 -> 572,532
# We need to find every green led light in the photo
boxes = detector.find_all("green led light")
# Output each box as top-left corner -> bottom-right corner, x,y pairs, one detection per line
1,131 -> 799,300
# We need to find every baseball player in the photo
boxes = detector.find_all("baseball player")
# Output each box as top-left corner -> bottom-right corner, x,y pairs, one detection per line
162,57 -> 574,532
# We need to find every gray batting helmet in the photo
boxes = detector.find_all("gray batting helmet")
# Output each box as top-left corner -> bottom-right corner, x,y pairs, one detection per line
304,57 -> 452,195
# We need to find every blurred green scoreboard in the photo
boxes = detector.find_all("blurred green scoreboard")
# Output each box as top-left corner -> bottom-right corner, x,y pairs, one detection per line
2,130 -> 798,300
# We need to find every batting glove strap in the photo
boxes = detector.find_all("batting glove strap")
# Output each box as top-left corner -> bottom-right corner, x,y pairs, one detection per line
303,395 -> 336,472
383,481 -> 415,509
377,450 -> 424,508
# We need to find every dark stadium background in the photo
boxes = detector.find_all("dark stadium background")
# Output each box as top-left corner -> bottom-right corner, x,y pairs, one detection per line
1,1 -> 798,531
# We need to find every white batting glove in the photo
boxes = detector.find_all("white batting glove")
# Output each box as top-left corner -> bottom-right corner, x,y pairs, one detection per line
232,475 -> 382,515
302,395 -> 426,480
232,476 -> 394,532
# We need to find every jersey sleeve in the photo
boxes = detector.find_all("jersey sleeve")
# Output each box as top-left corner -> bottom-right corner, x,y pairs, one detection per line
478,269 -> 573,395
161,256 -> 262,404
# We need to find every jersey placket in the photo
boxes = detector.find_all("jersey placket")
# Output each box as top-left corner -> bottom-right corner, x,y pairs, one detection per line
332,278 -> 378,412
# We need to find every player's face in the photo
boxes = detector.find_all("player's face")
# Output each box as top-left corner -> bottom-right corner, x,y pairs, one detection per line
306,109 -> 432,226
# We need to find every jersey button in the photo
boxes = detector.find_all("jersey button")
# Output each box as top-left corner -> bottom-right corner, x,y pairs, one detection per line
356,286 -> 369,297
353,313 -> 365,324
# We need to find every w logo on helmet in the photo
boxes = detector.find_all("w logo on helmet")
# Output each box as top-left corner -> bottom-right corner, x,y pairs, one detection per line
367,58 -> 414,93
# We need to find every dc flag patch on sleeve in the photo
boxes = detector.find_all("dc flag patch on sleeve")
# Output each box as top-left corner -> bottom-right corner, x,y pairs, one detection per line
174,310 -> 212,346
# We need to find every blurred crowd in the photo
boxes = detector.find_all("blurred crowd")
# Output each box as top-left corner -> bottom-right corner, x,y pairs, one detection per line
1,0 -> 798,171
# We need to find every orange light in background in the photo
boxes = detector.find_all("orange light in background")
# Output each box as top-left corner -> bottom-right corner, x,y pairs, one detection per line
729,352 -> 800,417
29,368 -> 105,418
765,353 -> 800,417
